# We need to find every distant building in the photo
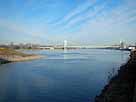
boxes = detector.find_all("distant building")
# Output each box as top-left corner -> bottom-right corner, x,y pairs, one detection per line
25,43 -> 32,49
10,42 -> 14,49
128,43 -> 136,50
19,43 -> 24,49
128,46 -> 135,50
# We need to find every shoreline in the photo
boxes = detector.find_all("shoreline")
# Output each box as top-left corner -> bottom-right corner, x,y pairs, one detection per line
95,50 -> 136,102
0,55 -> 44,65
0,48 -> 44,65
0,55 -> 43,62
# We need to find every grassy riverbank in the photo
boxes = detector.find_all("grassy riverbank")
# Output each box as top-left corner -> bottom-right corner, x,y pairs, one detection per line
0,48 -> 43,64
95,50 -> 136,102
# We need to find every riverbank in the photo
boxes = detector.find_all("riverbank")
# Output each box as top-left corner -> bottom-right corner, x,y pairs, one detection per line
95,49 -> 136,102
0,48 -> 44,64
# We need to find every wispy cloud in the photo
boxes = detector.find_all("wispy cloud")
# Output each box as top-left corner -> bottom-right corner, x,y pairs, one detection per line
62,0 -> 108,29
52,0 -> 136,33
52,0 -> 98,26
51,0 -> 117,31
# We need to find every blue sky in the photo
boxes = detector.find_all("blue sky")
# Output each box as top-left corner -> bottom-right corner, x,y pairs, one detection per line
0,0 -> 136,45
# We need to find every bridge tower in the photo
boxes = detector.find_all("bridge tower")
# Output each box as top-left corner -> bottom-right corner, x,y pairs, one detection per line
64,40 -> 67,49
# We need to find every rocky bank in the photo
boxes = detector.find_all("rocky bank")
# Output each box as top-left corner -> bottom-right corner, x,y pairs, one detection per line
95,50 -> 136,102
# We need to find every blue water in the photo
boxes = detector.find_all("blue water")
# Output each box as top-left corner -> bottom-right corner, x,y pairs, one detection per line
0,49 -> 129,102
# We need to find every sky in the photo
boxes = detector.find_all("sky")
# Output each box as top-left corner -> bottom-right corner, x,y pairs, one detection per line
0,0 -> 136,45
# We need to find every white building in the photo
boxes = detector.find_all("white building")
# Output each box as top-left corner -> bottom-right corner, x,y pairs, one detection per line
128,46 -> 135,50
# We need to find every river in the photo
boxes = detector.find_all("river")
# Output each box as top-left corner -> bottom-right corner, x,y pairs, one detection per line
0,49 -> 129,102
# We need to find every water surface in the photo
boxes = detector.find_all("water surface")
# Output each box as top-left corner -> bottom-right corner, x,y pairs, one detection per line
0,49 -> 129,102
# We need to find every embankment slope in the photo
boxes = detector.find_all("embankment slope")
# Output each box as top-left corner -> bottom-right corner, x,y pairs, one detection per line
95,50 -> 136,102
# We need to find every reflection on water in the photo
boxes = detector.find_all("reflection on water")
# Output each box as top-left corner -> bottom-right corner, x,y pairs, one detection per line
0,49 -> 129,102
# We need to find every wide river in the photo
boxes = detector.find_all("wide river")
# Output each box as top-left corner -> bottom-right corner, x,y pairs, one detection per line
0,49 -> 129,102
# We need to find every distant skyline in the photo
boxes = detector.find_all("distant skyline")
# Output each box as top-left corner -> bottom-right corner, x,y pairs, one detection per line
0,0 -> 136,45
